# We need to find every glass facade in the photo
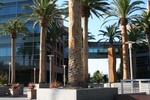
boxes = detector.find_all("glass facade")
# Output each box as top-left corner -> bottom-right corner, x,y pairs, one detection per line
88,42 -> 120,59
0,0 -> 64,84
0,0 -> 40,84
87,42 -> 150,79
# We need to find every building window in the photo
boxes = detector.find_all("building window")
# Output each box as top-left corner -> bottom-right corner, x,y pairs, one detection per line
60,59 -> 63,67
61,45 -> 63,53
57,57 -> 59,67
57,42 -> 60,51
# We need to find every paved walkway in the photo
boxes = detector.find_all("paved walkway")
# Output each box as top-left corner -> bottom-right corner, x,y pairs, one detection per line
0,95 -> 36,100
0,95 -> 31,100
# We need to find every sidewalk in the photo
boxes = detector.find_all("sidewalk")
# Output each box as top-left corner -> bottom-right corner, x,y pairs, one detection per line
0,95 -> 31,100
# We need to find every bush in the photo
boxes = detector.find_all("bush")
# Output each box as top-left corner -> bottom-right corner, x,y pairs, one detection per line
90,70 -> 108,83
50,80 -> 60,88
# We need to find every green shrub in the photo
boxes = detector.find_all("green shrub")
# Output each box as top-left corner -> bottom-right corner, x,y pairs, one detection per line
91,70 -> 104,83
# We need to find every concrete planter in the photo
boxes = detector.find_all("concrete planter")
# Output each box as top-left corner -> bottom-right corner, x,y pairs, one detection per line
0,87 -> 10,96
9,88 -> 20,97
37,88 -> 118,100
27,89 -> 36,99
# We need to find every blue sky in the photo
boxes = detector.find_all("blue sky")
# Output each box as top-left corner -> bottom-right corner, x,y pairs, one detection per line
57,0 -> 147,42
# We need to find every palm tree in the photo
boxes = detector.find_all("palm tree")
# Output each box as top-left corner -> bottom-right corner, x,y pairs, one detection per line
88,32 -> 95,40
134,11 -> 150,45
61,0 -> 110,82
68,0 -> 85,87
81,0 -> 110,82
23,0 -> 61,83
108,0 -> 144,79
127,24 -> 146,78
98,23 -> 120,82
0,17 -> 29,84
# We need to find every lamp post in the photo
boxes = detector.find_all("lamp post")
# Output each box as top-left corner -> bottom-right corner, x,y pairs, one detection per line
8,62 -> 11,85
47,55 -> 54,88
33,68 -> 36,83
125,41 -> 135,93
63,65 -> 66,86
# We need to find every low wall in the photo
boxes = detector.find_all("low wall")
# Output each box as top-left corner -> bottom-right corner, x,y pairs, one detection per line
104,83 -> 122,94
37,88 -> 118,100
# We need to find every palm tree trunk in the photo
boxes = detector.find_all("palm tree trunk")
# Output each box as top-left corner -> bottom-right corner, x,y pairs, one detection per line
39,22 -> 47,83
108,47 -> 116,82
68,0 -> 85,87
11,38 -> 15,84
121,24 -> 129,79
83,17 -> 88,82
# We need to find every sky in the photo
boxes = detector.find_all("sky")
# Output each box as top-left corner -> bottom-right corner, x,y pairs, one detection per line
57,0 -> 147,41
56,0 -> 148,76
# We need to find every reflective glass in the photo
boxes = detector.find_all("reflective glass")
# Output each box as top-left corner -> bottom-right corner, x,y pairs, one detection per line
0,47 -> 7,56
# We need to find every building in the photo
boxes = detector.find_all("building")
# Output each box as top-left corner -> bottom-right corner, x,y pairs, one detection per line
87,42 -> 150,79
65,41 -> 150,79
136,46 -> 150,78
0,0 -> 149,85
0,0 -> 64,84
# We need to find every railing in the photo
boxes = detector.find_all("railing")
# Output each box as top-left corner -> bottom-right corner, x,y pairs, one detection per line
121,79 -> 150,94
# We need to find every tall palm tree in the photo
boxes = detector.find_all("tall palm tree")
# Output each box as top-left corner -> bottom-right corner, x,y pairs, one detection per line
81,0 -> 110,82
68,0 -> 85,87
61,0 -> 110,82
98,23 -> 120,82
108,0 -> 144,79
0,17 -> 29,84
23,0 -> 61,83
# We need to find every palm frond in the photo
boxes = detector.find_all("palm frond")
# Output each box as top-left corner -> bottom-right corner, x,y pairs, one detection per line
108,0 -> 145,23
